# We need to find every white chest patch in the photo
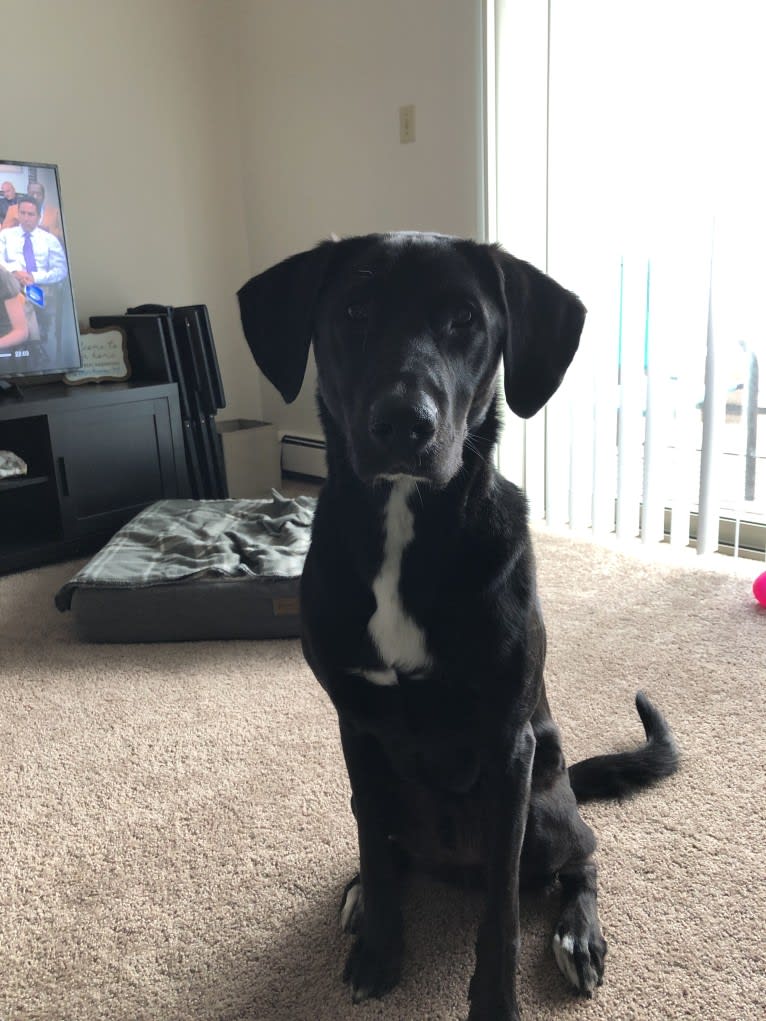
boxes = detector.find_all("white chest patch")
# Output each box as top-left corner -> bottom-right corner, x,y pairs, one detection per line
367,479 -> 431,674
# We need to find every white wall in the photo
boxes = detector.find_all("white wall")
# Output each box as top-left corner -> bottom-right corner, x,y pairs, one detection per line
3,0 -> 258,417
233,0 -> 485,436
3,0 -> 484,434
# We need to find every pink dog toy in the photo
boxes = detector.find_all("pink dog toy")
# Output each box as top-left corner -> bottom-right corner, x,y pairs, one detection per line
753,571 -> 766,607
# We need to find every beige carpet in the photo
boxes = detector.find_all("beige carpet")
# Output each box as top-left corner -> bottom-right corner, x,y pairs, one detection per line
1,529 -> 765,1021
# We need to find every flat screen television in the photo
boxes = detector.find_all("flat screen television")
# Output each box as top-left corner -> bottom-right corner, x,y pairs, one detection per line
0,160 -> 81,381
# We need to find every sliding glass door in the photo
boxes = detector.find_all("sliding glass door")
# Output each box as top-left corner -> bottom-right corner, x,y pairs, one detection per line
490,0 -> 766,558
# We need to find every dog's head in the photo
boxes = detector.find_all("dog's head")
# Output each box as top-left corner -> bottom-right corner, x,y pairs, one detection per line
238,232 -> 585,487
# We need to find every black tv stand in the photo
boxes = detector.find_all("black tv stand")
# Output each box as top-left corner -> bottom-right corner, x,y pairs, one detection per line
0,380 -> 25,400
0,380 -> 190,574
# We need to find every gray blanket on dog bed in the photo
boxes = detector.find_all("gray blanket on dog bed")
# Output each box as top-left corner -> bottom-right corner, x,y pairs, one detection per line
55,493 -> 315,612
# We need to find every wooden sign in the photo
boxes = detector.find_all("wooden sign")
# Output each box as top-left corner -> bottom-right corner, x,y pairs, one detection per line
63,327 -> 130,385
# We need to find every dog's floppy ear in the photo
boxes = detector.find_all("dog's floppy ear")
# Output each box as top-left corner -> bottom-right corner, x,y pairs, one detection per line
237,242 -> 335,404
493,248 -> 586,419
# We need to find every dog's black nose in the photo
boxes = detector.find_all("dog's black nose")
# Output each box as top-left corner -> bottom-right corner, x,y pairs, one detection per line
369,392 -> 437,457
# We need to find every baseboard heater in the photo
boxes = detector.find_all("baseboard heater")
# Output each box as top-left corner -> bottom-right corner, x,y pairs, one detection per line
281,434 -> 327,480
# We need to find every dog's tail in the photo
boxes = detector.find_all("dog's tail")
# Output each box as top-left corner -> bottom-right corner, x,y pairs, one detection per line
568,692 -> 679,803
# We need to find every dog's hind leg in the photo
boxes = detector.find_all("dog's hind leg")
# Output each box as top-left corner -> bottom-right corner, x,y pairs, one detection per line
523,719 -> 607,995
552,856 -> 607,995
340,872 -> 365,935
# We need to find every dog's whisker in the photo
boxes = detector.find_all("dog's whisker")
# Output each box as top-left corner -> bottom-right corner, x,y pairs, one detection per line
463,434 -> 489,466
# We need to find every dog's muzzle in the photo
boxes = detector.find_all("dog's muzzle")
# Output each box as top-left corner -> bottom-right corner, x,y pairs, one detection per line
368,390 -> 438,470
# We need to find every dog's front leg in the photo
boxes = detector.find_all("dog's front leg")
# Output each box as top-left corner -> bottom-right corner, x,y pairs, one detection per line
468,722 -> 536,1021
338,721 -> 404,1003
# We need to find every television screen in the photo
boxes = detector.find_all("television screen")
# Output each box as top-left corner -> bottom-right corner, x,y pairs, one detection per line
0,160 -> 81,379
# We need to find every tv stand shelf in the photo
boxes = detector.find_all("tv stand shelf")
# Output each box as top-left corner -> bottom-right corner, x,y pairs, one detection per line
0,381 -> 190,574
0,474 -> 50,492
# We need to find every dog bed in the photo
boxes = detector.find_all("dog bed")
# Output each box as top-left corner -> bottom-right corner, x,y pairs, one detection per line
55,493 -> 315,642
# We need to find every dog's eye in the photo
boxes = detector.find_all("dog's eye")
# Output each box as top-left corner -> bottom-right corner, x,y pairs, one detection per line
451,306 -> 473,328
346,302 -> 369,321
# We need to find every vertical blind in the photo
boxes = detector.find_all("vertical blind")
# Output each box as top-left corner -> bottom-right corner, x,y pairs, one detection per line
490,0 -> 766,560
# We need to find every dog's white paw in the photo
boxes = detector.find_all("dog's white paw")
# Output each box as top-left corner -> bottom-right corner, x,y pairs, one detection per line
339,875 -> 364,934
552,927 -> 606,995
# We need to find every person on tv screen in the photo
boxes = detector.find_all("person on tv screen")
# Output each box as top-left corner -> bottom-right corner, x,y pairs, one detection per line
0,266 -> 29,353
0,196 -> 67,355
0,181 -> 24,228
27,182 -> 63,243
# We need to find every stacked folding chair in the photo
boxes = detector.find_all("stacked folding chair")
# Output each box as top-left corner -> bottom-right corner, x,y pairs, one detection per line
89,304 -> 228,499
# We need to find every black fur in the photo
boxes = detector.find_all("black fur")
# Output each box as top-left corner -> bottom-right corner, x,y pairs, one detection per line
238,232 -> 678,1020
568,691 -> 679,802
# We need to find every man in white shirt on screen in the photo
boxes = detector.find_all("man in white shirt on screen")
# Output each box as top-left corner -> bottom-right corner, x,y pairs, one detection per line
0,196 -> 68,285
0,196 -> 68,360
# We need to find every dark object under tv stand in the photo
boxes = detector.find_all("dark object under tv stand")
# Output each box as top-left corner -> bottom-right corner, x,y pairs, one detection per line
0,380 -> 190,575
0,379 -> 25,400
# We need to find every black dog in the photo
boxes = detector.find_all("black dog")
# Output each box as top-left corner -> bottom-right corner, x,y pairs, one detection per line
238,233 -> 678,1021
